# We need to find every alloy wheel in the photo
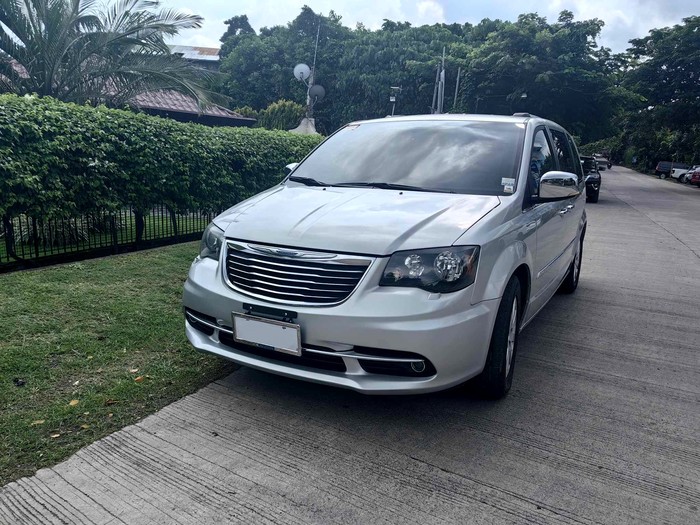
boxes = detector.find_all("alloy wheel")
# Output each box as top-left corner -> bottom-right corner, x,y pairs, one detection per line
505,298 -> 518,378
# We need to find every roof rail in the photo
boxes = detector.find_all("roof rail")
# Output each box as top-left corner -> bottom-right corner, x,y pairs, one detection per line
512,112 -> 533,117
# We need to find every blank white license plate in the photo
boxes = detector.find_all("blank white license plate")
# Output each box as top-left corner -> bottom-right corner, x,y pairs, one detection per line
232,314 -> 302,356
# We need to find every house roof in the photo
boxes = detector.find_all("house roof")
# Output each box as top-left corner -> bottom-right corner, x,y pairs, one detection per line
168,45 -> 220,62
131,90 -> 253,122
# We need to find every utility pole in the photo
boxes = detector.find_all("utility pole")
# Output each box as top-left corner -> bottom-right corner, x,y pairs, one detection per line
431,64 -> 440,113
453,67 -> 461,110
437,47 -> 446,114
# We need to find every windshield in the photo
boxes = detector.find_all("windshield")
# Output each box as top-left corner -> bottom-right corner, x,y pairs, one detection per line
289,120 -> 526,196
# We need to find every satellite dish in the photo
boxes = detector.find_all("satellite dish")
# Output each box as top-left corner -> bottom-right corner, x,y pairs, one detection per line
309,84 -> 325,103
293,63 -> 311,81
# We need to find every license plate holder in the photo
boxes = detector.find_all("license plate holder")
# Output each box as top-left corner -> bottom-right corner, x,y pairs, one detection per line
232,313 -> 302,356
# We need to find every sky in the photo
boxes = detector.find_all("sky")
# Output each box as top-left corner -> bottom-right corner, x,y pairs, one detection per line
161,0 -> 699,53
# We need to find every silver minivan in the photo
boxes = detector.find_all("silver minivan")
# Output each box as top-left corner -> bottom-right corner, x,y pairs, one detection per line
183,114 -> 586,398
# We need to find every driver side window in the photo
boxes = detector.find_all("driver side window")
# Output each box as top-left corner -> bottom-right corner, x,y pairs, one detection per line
528,129 -> 555,199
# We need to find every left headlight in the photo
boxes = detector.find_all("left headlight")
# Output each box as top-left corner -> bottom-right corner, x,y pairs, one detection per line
379,246 -> 480,293
200,223 -> 225,260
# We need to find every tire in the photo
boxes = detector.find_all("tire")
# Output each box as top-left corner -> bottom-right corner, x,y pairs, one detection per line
558,235 -> 583,294
476,277 -> 521,399
659,173 -> 668,180
587,191 -> 599,203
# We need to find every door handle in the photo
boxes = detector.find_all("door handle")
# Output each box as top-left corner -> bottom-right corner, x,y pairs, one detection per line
525,221 -> 537,232
558,209 -> 569,215
566,204 -> 575,210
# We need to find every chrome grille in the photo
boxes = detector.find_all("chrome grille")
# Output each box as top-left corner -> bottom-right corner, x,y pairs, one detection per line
224,242 -> 371,305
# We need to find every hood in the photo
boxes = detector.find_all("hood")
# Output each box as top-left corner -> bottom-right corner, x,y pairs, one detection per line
215,185 -> 500,256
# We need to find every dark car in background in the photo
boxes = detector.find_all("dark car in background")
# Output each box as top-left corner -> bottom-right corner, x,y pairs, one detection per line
581,155 -> 601,203
655,161 -> 690,179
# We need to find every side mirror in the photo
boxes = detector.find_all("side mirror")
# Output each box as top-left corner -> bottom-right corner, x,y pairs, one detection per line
539,171 -> 580,201
284,162 -> 299,176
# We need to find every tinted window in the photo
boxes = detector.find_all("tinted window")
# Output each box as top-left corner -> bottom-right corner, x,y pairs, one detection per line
581,157 -> 598,174
550,129 -> 577,174
290,120 -> 525,196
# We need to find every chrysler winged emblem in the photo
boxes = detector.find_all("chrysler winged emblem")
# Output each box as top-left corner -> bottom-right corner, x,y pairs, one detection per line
247,244 -> 337,260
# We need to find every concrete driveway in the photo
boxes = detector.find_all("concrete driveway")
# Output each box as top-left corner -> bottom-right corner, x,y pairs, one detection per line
1,167 -> 699,524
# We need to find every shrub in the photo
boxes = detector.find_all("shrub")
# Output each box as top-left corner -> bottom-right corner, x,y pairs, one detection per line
0,94 -> 322,220
256,99 -> 306,131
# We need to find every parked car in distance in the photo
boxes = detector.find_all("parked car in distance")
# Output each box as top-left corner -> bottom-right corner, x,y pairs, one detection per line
656,161 -> 690,179
183,114 -> 587,399
581,155 -> 601,202
592,153 -> 608,171
689,168 -> 700,187
672,165 -> 700,183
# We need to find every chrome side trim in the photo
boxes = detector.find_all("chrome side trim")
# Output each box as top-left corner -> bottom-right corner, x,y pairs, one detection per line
304,347 -> 424,364
185,311 -> 423,364
186,311 -> 233,334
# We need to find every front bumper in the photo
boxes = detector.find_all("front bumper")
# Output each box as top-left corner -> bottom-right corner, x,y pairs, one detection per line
183,256 -> 500,394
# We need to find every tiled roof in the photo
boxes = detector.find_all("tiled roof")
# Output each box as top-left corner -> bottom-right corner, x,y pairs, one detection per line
131,90 -> 254,121
168,45 -> 220,62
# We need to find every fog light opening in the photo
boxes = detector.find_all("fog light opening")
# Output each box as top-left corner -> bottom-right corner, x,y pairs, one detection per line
410,360 -> 426,373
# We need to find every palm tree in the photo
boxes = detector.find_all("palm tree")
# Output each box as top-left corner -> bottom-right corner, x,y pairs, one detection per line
0,0 -> 209,105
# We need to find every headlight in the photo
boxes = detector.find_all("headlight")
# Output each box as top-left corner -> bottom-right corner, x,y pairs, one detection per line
379,246 -> 480,293
200,223 -> 225,260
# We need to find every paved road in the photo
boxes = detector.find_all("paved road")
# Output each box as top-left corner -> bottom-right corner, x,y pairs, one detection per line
1,167 -> 699,524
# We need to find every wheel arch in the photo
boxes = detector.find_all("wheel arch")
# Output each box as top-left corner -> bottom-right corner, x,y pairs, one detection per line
511,264 -> 531,320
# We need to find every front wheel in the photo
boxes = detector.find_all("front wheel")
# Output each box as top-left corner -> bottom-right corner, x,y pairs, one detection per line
659,173 -> 668,180
476,277 -> 521,399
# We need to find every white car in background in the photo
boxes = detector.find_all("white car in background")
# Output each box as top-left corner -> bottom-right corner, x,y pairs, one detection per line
671,165 -> 698,183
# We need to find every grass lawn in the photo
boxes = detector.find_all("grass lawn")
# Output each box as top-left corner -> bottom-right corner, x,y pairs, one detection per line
0,242 -> 236,486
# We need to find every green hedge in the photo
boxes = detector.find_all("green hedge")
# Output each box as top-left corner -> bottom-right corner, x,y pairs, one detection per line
0,94 -> 322,219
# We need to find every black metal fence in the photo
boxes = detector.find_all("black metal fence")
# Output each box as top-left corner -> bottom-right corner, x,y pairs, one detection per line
1,205 -> 217,272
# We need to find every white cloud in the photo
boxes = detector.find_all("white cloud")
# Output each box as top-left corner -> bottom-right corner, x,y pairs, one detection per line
416,1 -> 446,24
158,0 -> 700,52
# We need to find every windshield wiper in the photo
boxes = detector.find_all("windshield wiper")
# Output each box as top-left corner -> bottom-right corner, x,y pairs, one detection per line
288,176 -> 330,187
333,182 -> 455,193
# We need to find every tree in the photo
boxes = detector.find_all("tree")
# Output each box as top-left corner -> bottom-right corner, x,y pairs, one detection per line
457,12 -> 628,142
219,14 -> 255,58
625,16 -> 700,126
0,0 -> 208,105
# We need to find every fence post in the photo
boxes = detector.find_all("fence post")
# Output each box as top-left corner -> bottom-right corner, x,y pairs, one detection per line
2,216 -> 14,262
110,214 -> 119,254
169,208 -> 178,238
31,217 -> 40,259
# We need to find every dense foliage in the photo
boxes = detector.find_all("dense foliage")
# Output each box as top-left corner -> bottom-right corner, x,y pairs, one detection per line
613,16 -> 700,168
218,8 -> 629,143
235,99 -> 306,130
0,94 -> 321,219
219,8 -> 698,167
0,0 -> 209,105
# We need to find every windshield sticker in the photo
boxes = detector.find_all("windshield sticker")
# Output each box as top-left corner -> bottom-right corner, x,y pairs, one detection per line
501,178 -> 515,186
504,185 -> 514,193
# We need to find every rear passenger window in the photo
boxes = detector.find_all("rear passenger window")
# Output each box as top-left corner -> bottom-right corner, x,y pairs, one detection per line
550,129 -> 577,175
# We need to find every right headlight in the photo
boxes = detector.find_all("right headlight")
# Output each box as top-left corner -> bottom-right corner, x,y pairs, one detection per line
200,223 -> 225,260
379,246 -> 480,293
